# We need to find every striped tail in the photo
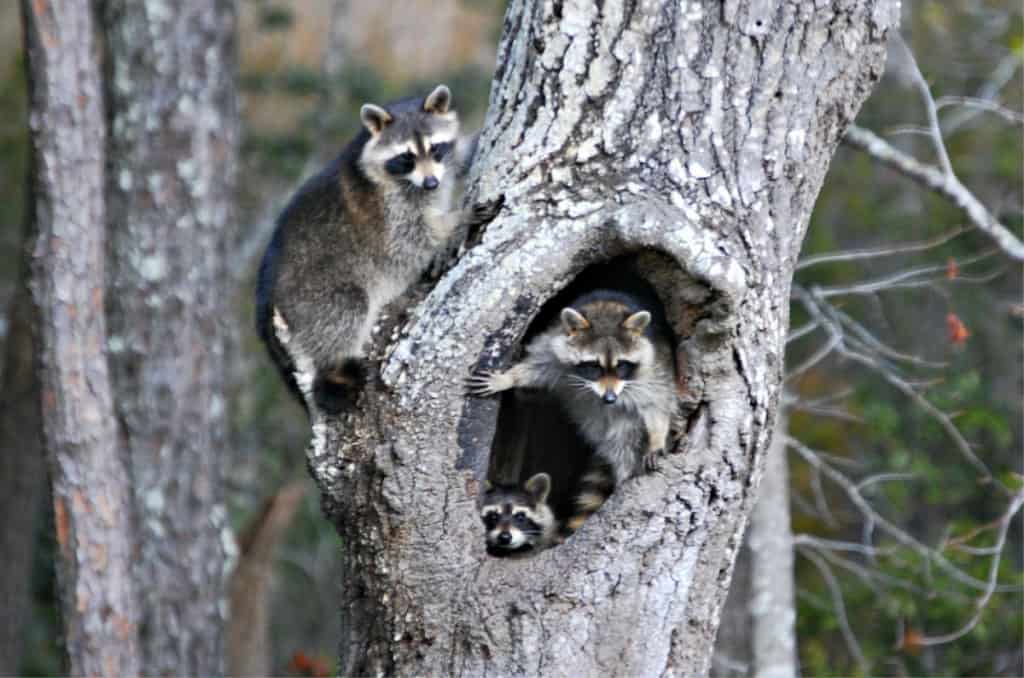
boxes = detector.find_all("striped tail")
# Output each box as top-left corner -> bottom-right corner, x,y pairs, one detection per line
564,459 -> 616,534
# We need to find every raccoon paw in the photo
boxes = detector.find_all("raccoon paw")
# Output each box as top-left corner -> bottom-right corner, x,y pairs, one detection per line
642,448 -> 664,474
465,369 -> 510,397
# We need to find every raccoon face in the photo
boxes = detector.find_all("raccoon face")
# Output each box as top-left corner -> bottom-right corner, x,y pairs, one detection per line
359,84 -> 460,192
558,304 -> 654,405
480,473 -> 554,557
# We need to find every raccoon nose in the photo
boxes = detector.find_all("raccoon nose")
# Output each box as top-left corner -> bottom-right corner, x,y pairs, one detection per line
423,175 -> 439,190
497,532 -> 512,546
603,391 -> 617,404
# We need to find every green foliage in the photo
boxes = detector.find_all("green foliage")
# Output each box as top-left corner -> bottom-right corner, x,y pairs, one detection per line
791,1 -> 1023,668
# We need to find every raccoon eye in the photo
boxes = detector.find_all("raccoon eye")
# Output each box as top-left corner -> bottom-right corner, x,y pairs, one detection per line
482,513 -> 499,529
385,152 -> 416,176
512,512 -> 530,527
575,361 -> 602,381
430,142 -> 452,161
615,361 -> 636,379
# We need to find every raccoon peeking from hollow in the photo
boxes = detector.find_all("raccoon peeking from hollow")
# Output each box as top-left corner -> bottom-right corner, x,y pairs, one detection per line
468,289 -> 679,487
480,473 -> 558,557
256,85 -> 502,414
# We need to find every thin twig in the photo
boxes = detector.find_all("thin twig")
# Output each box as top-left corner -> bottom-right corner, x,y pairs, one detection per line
796,226 -> 967,271
919,489 -> 1024,646
800,547 -> 870,674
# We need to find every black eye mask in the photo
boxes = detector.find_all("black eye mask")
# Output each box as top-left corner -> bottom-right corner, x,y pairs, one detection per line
385,152 -> 416,176
430,141 -> 453,161
575,361 -> 602,380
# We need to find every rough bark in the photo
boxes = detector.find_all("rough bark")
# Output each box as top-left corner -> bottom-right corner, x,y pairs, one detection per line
292,1 -> 896,675
21,0 -> 141,674
101,1 -> 238,673
0,268 -> 45,675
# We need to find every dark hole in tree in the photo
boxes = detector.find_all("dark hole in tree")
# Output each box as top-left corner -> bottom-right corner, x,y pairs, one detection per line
481,254 -> 680,552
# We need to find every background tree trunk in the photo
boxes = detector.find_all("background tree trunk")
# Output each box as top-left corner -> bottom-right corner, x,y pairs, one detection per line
101,1 -> 239,672
747,411 -> 797,677
284,1 -> 898,674
0,270 -> 45,675
21,0 -> 141,673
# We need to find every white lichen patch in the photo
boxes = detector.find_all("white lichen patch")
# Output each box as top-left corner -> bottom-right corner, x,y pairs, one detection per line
139,254 -> 166,281
644,113 -> 663,142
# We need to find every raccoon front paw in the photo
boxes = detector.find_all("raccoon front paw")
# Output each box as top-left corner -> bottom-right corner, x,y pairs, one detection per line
465,369 -> 511,397
641,448 -> 664,474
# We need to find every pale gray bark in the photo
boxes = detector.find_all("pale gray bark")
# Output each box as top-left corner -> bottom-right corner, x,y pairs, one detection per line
21,0 -> 141,673
748,412 -> 797,678
711,413 -> 797,678
101,1 -> 238,673
288,0 -> 897,675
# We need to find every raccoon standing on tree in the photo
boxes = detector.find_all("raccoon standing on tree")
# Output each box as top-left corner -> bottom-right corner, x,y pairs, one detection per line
257,85 -> 500,413
468,289 -> 678,487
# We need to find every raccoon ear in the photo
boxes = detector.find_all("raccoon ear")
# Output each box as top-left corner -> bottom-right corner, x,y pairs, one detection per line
423,84 -> 451,114
560,308 -> 590,335
360,104 -> 393,135
622,311 -> 651,334
524,473 -> 551,504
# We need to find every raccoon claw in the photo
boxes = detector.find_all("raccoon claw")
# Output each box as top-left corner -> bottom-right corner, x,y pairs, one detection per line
642,449 -> 663,474
465,369 -> 506,397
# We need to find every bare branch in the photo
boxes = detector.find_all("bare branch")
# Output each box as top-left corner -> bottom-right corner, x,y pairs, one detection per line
937,96 -> 1024,128
919,489 -> 1024,646
794,286 -> 1002,487
786,435 -> 1006,592
799,548 -> 870,673
897,35 -> 953,175
844,125 -> 1024,261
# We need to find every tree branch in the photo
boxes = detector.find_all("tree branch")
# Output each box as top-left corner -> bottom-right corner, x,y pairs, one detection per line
843,125 -> 1024,261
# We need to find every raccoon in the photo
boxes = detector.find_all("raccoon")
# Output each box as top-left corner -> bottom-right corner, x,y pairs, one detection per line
480,473 -> 558,557
468,289 -> 677,486
256,84 -> 500,413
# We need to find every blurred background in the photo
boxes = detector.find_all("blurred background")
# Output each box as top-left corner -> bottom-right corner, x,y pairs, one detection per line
0,1 -> 1020,675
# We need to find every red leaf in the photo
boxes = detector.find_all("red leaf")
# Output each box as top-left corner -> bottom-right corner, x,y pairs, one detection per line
946,313 -> 970,345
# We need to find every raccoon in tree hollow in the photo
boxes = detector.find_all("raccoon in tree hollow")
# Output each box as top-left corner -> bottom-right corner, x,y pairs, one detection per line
468,289 -> 678,486
257,85 -> 501,414
480,473 -> 558,557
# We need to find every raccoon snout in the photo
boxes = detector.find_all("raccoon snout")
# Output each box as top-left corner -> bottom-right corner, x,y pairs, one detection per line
422,175 -> 439,190
497,531 -> 513,546
602,391 -> 618,404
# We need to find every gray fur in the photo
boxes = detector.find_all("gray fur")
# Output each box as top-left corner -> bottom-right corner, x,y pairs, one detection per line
468,296 -> 677,485
258,85 -> 500,412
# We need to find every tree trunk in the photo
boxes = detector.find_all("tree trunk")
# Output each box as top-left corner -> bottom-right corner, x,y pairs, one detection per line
747,411 -> 797,677
101,1 -> 238,673
294,1 -> 896,674
21,0 -> 141,674
712,410 -> 798,677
